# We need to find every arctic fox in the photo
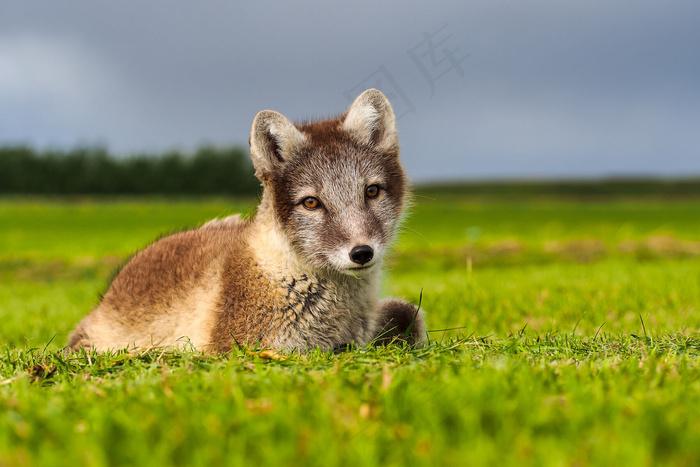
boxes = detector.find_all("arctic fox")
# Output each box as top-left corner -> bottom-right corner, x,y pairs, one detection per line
68,89 -> 425,352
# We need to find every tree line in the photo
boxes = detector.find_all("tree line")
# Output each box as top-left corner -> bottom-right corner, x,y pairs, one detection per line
0,146 -> 259,195
3,145 -> 698,197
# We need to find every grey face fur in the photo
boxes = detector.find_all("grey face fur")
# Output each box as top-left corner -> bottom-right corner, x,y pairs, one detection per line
279,141 -> 404,274
249,89 -> 407,275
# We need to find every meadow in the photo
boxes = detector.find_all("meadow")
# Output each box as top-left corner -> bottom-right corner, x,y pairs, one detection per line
1,191 -> 700,466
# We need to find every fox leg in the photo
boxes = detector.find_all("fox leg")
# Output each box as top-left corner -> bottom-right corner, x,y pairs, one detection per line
66,322 -> 92,351
373,299 -> 426,346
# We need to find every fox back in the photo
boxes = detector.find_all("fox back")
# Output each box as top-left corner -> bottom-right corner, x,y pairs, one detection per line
68,89 -> 424,352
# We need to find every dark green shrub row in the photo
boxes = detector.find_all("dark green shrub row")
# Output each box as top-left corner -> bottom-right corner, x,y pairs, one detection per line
3,145 -> 698,197
417,177 -> 700,199
0,146 -> 259,195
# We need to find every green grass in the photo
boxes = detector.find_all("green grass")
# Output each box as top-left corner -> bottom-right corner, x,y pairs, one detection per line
2,194 -> 700,466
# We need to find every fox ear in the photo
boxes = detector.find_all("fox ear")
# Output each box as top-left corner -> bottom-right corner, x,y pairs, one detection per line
342,89 -> 398,153
250,110 -> 306,179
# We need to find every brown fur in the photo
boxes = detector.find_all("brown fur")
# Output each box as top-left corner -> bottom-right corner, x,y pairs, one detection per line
373,299 -> 427,346
67,89 -> 426,353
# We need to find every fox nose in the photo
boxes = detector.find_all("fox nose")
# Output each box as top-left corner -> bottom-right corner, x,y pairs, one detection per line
349,245 -> 374,265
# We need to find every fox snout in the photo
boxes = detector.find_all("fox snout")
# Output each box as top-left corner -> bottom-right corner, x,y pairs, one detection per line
349,245 -> 374,265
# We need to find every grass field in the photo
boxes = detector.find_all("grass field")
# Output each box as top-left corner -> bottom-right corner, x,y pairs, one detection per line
1,193 -> 700,466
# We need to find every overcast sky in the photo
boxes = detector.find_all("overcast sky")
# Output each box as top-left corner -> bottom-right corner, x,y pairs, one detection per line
2,1 -> 699,181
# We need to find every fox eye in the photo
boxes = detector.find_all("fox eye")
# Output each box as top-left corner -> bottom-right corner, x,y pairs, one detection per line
365,185 -> 380,199
302,197 -> 320,210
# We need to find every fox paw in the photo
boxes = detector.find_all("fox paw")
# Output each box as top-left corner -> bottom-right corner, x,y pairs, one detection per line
373,298 -> 426,347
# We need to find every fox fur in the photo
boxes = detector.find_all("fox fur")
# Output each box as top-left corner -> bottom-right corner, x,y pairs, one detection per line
67,89 -> 426,353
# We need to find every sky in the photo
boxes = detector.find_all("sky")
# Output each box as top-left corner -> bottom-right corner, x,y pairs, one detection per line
1,1 -> 699,181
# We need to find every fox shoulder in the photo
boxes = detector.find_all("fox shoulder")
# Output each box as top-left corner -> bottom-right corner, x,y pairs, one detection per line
201,214 -> 244,229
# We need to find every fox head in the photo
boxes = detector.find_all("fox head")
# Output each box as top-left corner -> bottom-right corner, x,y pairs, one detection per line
249,89 -> 407,275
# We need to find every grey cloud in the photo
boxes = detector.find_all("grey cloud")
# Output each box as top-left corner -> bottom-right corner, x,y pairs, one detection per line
1,1 -> 699,180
